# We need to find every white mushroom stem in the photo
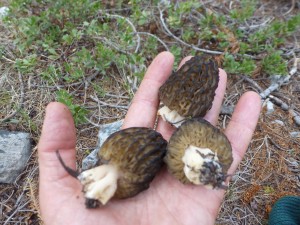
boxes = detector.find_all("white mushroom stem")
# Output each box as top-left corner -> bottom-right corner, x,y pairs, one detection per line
181,145 -> 222,188
78,164 -> 118,205
158,105 -> 186,128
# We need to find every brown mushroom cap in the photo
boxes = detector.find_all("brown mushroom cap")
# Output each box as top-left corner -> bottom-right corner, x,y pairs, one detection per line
159,55 -> 219,117
164,118 -> 233,187
98,127 -> 167,199
57,127 -> 167,208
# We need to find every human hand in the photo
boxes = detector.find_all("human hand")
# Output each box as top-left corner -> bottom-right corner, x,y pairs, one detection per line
38,52 -> 261,225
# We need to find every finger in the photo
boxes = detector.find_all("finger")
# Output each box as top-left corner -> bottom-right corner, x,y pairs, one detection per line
38,102 -> 77,182
204,69 -> 227,125
155,117 -> 176,140
225,91 -> 261,174
122,51 -> 174,129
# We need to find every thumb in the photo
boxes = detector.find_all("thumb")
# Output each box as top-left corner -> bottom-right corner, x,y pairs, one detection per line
38,102 -> 77,182
38,103 -> 84,222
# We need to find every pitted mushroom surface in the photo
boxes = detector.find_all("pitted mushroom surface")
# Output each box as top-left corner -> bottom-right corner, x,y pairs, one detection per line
57,127 -> 167,208
158,55 -> 219,126
164,118 -> 233,189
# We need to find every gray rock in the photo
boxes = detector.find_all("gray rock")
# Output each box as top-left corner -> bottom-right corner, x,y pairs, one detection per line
290,132 -> 300,138
266,100 -> 274,114
0,130 -> 31,184
82,120 -> 123,170
96,119 -> 124,148
0,7 -> 9,19
272,120 -> 284,126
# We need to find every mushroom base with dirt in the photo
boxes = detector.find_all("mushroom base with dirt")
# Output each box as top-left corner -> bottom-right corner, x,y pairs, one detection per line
164,118 -> 233,189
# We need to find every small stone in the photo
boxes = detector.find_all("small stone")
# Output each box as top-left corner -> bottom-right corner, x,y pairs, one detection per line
290,132 -> 300,138
0,130 -> 31,184
82,120 -> 123,170
272,120 -> 284,126
0,7 -> 9,19
266,100 -> 274,114
97,120 -> 124,148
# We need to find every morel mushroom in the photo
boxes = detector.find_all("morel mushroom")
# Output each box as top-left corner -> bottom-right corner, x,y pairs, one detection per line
158,55 -> 219,127
57,127 -> 167,208
164,118 -> 233,189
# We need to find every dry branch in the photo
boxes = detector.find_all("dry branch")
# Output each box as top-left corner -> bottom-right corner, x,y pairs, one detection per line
243,75 -> 300,126
136,32 -> 169,51
259,58 -> 299,99
90,95 -> 129,109
158,7 -> 224,55
98,12 -> 141,53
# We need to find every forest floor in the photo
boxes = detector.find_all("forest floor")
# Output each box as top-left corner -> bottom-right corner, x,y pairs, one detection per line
0,0 -> 299,224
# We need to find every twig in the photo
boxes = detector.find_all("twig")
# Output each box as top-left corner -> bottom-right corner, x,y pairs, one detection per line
243,75 -> 300,125
90,95 -> 129,109
268,137 -> 289,151
290,110 -> 300,126
260,75 -> 291,99
158,7 -> 224,55
92,36 -> 130,55
30,81 -> 82,89
3,201 -> 30,225
242,76 -> 264,92
268,95 -> 289,111
259,57 -> 299,99
1,55 -> 15,63
84,71 -> 100,90
30,71 -> 99,89
105,93 -> 130,99
0,72 -> 25,123
136,31 -> 169,51
283,0 -> 295,16
98,12 -> 141,53
158,6 -> 259,59
85,117 -> 101,128
239,17 -> 274,31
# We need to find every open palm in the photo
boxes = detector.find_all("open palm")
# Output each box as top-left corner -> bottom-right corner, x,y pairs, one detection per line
38,52 -> 261,225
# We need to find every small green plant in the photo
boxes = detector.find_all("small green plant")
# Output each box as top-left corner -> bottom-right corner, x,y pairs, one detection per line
169,45 -> 182,68
223,53 -> 256,75
262,49 -> 288,75
56,89 -> 88,125
248,14 -> 300,52
167,1 -> 201,28
182,27 -> 196,42
270,14 -> 300,38
19,109 -> 38,132
40,64 -> 62,83
199,12 -> 226,28
131,9 -> 152,26
14,54 -> 37,73
0,45 -> 4,58
92,83 -> 106,98
230,0 -> 257,21
0,92 -> 12,106
263,186 -> 275,194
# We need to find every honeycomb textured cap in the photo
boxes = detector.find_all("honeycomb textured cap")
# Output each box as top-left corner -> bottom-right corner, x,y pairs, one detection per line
164,118 -> 233,184
98,127 -> 167,199
159,55 -> 219,117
